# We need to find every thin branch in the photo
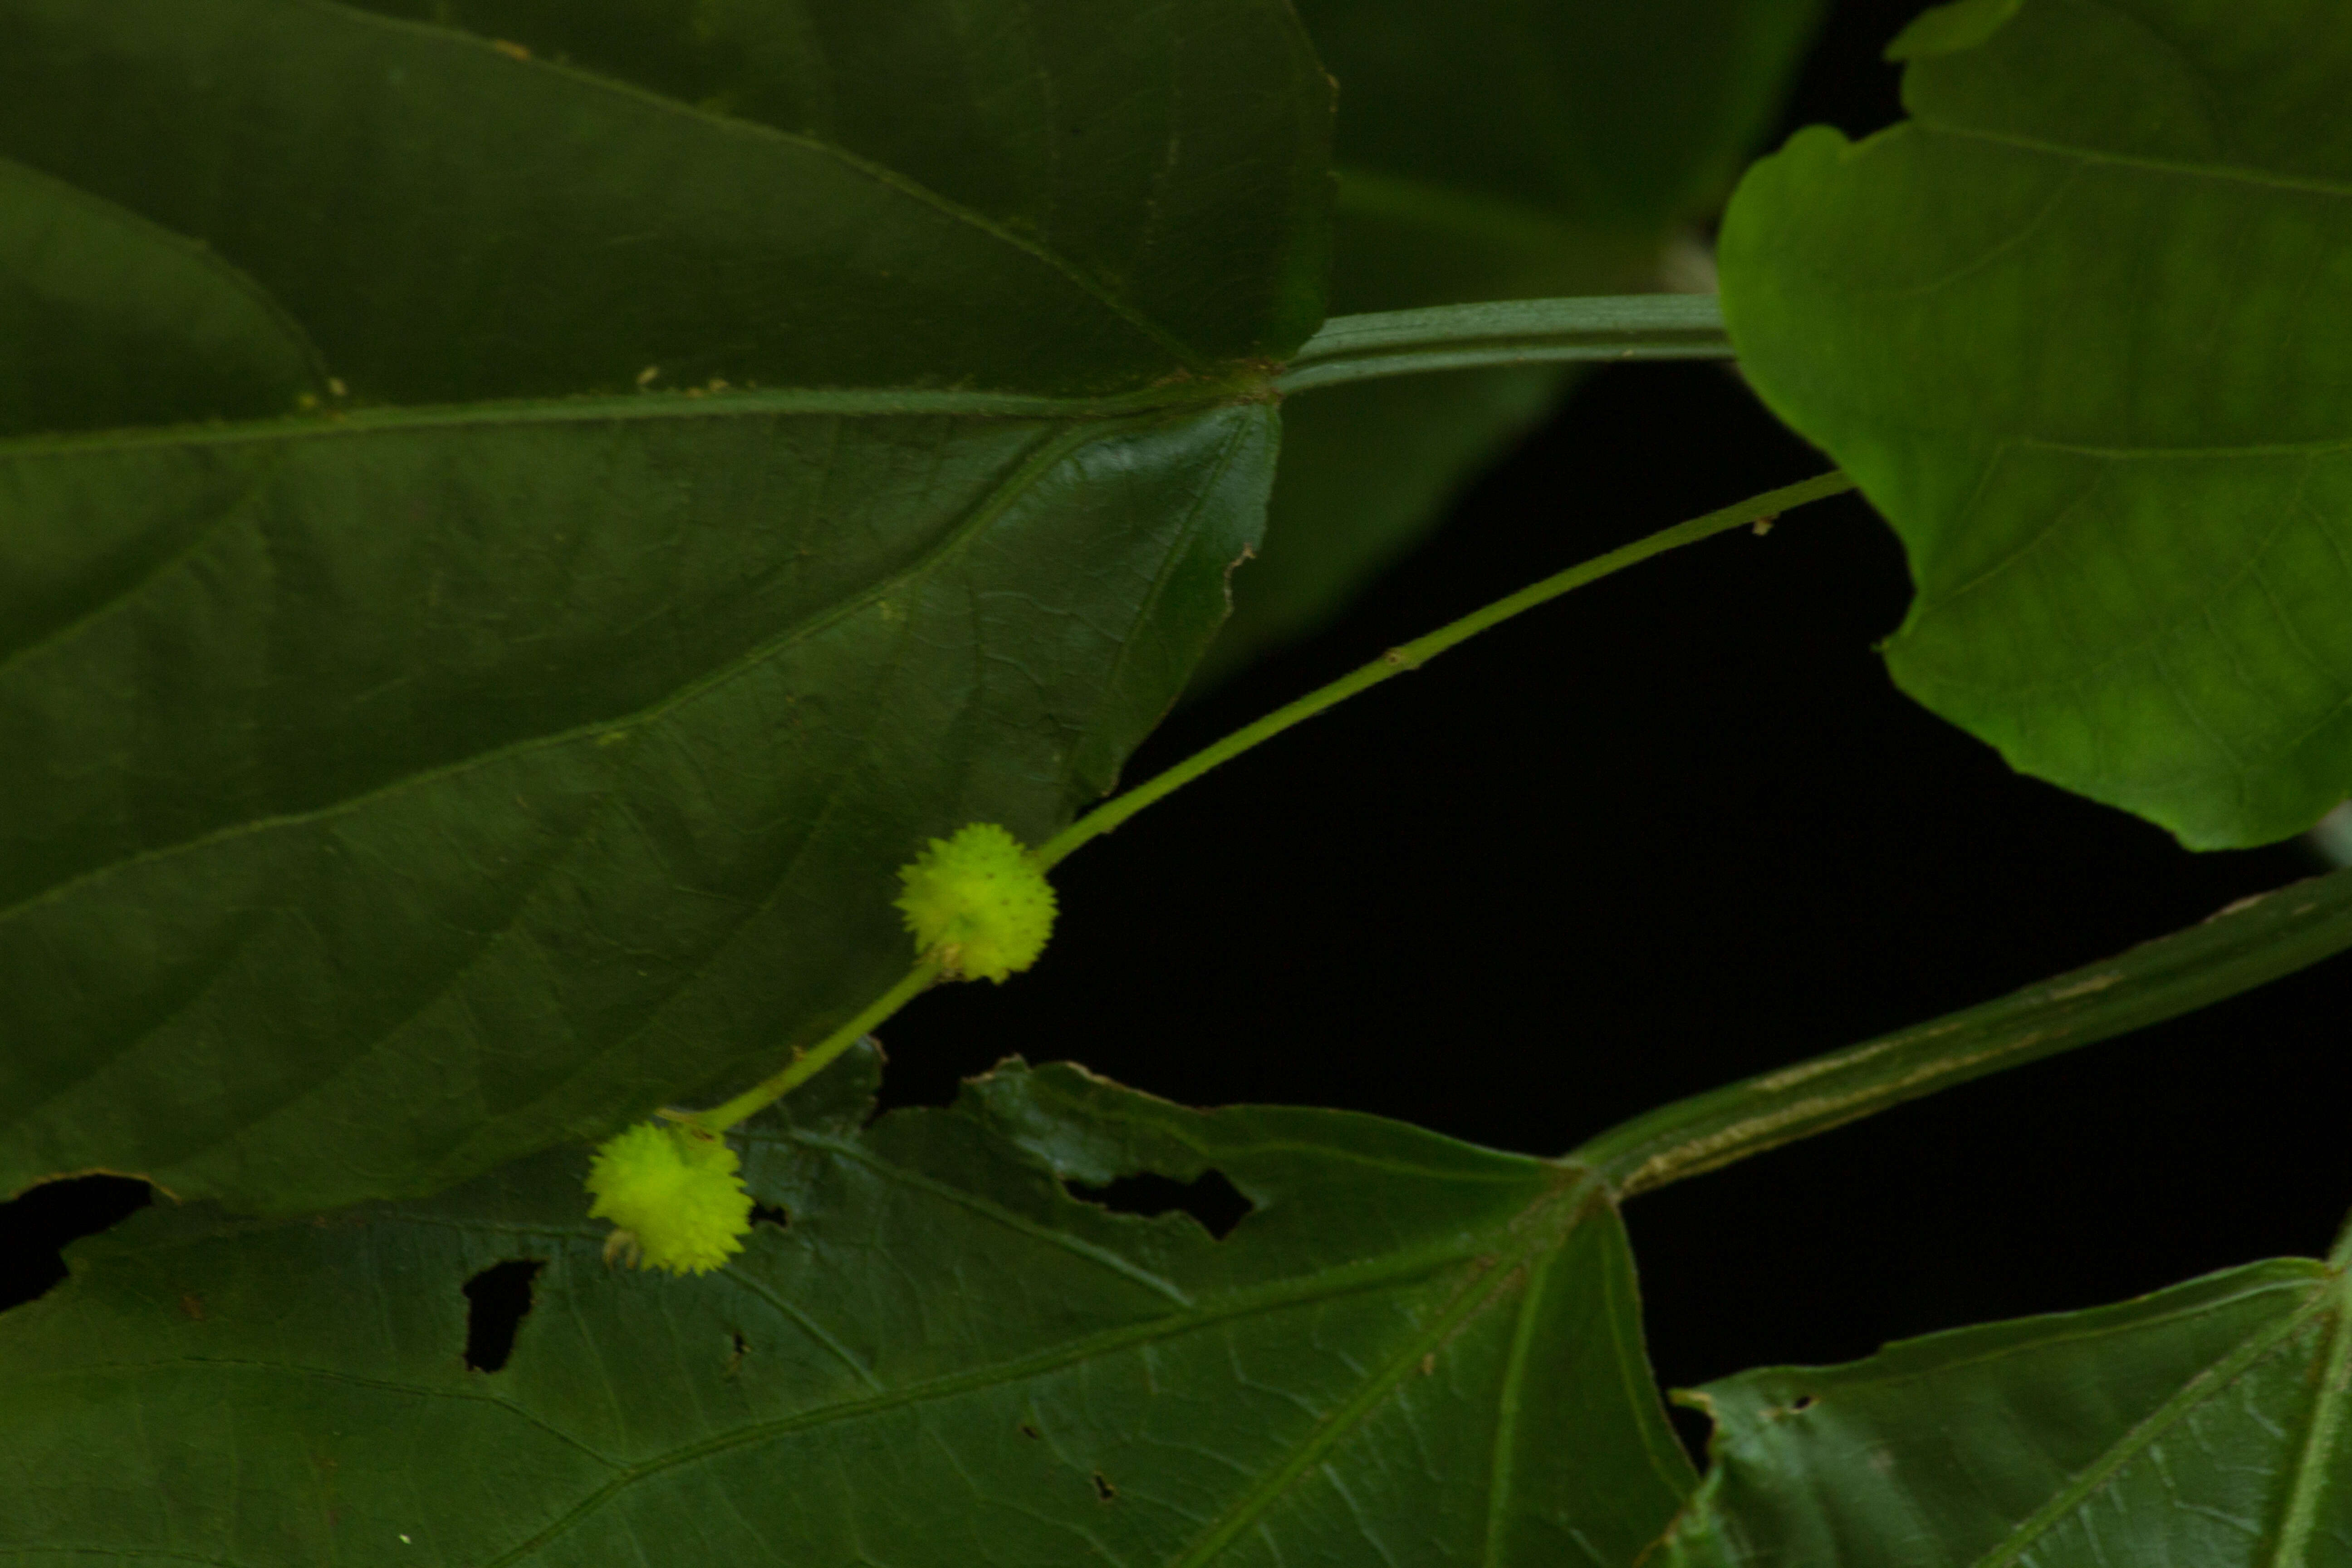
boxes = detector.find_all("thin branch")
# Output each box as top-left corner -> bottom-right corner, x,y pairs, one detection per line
1276,296 -> 1731,396
1573,867 -> 2352,1197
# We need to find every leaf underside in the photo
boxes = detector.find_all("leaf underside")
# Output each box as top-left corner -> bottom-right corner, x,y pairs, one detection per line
0,0 -> 1330,1210
1661,1254 -> 2352,1567
1720,0 -> 2352,848
0,1049 -> 1695,1568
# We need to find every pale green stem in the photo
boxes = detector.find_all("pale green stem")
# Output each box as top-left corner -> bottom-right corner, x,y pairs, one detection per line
696,469 -> 1852,1130
1573,862 -> 2352,1197
1275,295 -> 1731,397
694,961 -> 941,1132
1036,470 -> 1853,871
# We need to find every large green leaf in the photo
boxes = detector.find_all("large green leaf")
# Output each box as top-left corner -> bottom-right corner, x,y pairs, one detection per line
0,0 -> 1329,402
1718,0 -> 2352,848
1200,0 -> 1823,682
0,1049 -> 1694,1568
1657,1247 -> 2352,1566
0,0 -> 1328,1211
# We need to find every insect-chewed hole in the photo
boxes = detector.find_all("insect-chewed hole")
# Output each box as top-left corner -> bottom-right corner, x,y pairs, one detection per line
749,1201 -> 790,1230
0,1175 -> 153,1314
1666,1403 -> 1714,1465
461,1259 -> 545,1372
1788,1394 -> 1818,1414
1090,1471 -> 1118,1502
1064,1169 -> 1252,1240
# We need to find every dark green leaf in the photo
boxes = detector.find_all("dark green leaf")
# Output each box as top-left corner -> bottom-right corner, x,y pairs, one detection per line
0,156 -> 323,436
0,0 -> 1329,401
1719,0 -> 2352,848
1658,1252 -> 2352,1566
1201,0 -> 1823,681
0,1050 -> 1694,1568
0,0 -> 1328,1210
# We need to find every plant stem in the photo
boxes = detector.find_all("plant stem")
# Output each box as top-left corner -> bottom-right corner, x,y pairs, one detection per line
1036,470 -> 1853,871
1275,295 -> 1731,396
702,469 -> 1852,1128
694,961 -> 941,1132
1571,863 -> 2352,1198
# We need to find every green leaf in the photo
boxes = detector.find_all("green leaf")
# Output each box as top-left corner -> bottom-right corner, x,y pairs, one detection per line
0,1050 -> 1695,1568
0,0 -> 1329,400
1718,0 -> 2352,848
0,0 -> 1328,1211
1657,1250 -> 2352,1566
0,157 -> 324,437
1200,0 -> 1823,682
1885,0 -> 2024,59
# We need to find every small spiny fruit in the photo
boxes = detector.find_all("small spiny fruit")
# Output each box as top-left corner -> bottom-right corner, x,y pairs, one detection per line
584,1120 -> 755,1276
894,823 -> 1056,982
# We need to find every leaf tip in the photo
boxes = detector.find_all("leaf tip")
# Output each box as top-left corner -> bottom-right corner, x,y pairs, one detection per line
1885,0 -> 2024,61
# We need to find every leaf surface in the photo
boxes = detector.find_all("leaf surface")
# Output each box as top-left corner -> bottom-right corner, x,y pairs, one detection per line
0,157 -> 323,438
1202,0 -> 1823,681
0,0 -> 1328,1210
1659,1252 -> 2352,1566
0,1050 -> 1694,1568
1718,0 -> 2352,847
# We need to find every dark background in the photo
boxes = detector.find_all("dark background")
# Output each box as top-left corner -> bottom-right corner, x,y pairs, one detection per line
5,0 -> 2344,1448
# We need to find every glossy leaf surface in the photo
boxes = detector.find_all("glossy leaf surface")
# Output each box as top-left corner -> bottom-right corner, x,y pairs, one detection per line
1719,0 -> 2352,847
1660,1252 -> 2352,1566
1203,0 -> 1822,681
0,1050 -> 1694,1568
0,0 -> 1328,1210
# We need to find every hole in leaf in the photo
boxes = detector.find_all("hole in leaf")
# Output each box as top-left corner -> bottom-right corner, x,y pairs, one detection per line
750,1201 -> 790,1230
1019,1422 -> 1043,1441
1788,1394 -> 1818,1414
1666,1403 -> 1714,1466
726,1329 -> 750,1379
1091,1471 -> 1118,1502
1064,1169 -> 1251,1239
461,1259 -> 544,1372
0,1175 -> 152,1313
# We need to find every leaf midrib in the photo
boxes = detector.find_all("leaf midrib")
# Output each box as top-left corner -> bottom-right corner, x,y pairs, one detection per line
1928,120 -> 2352,202
472,1193 -> 1571,1568
1164,1180 -> 1601,1568
0,376 -> 1267,466
1961,1274 -> 2340,1568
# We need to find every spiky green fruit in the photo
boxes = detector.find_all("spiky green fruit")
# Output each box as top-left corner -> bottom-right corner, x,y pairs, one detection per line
894,823 -> 1056,982
584,1121 -> 754,1276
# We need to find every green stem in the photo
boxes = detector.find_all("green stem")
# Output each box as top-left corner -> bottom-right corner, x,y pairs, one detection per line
1275,295 -> 1731,397
1572,863 -> 2352,1198
1036,470 -> 1853,871
696,469 -> 1851,1129
695,961 -> 941,1132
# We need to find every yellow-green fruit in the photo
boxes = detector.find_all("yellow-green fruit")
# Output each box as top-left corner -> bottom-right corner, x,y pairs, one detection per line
584,1121 -> 754,1276
894,822 -> 1056,982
